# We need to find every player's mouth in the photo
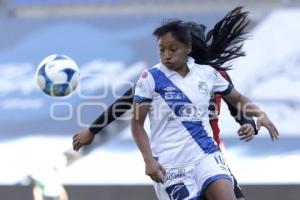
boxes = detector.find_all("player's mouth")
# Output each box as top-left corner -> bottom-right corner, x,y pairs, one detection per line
164,61 -> 174,67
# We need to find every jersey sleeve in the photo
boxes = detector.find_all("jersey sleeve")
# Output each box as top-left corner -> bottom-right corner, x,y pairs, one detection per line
133,70 -> 154,103
212,70 -> 233,95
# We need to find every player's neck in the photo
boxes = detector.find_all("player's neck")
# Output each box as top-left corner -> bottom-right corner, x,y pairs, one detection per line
175,65 -> 189,77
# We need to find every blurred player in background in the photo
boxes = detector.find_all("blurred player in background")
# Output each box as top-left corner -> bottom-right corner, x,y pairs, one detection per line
26,153 -> 69,200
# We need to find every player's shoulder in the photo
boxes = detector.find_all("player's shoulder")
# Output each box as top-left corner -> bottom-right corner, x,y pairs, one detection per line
138,64 -> 160,81
147,63 -> 161,71
193,63 -> 217,75
144,63 -> 163,78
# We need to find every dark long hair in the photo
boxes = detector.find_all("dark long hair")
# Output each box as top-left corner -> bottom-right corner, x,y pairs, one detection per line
153,7 -> 250,70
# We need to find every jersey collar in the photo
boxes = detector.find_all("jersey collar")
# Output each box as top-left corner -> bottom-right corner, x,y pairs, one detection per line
160,57 -> 195,78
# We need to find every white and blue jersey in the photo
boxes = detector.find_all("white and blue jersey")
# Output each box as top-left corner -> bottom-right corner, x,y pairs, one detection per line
133,57 -> 233,167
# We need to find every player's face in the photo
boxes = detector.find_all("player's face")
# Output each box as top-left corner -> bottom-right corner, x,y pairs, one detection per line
158,32 -> 191,71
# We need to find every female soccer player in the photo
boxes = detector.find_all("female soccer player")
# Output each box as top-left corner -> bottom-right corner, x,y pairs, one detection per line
73,74 -> 253,200
73,7 -> 277,200
130,12 -> 278,200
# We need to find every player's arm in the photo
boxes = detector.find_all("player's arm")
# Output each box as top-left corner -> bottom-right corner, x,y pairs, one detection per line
221,71 -> 257,131
213,70 -> 278,141
73,87 -> 134,151
59,185 -> 69,200
131,70 -> 165,183
225,99 -> 257,133
89,87 -> 134,134
224,99 -> 257,142
222,88 -> 279,141
131,102 -> 165,183
221,71 -> 258,142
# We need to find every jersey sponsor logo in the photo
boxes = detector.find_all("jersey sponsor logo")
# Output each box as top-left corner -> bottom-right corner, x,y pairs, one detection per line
178,105 -> 198,117
163,87 -> 184,100
165,92 -> 184,100
164,168 -> 186,182
198,81 -> 209,94
168,104 -> 202,122
166,183 -> 189,200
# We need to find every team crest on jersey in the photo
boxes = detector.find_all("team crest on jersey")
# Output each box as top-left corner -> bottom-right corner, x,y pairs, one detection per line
198,81 -> 209,94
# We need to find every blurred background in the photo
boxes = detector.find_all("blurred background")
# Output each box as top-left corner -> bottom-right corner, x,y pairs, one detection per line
0,0 -> 300,199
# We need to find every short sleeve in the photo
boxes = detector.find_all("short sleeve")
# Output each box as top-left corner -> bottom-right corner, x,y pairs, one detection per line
212,70 -> 233,95
133,70 -> 154,103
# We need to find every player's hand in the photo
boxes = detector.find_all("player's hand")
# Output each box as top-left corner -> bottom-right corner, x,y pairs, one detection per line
144,158 -> 165,183
237,124 -> 255,142
257,112 -> 279,141
72,128 -> 95,151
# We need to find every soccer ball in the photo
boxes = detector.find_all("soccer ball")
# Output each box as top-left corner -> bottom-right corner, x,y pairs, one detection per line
36,54 -> 80,97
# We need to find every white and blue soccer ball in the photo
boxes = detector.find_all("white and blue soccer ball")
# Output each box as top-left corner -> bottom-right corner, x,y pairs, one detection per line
36,54 -> 80,97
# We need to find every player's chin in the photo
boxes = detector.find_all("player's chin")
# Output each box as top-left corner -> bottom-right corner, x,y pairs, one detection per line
163,62 -> 175,69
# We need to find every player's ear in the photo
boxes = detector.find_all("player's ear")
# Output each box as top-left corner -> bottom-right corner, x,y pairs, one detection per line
186,44 -> 192,55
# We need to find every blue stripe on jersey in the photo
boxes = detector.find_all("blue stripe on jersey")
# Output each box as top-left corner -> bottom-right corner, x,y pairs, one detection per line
148,68 -> 218,153
133,95 -> 152,103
